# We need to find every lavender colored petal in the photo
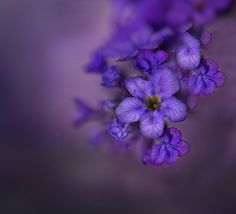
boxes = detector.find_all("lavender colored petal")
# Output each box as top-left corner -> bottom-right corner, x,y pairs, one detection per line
164,146 -> 179,165
162,97 -> 187,122
188,75 -> 204,95
176,44 -> 201,69
152,68 -> 180,98
201,78 -> 216,96
140,111 -> 164,139
125,77 -> 152,99
116,97 -> 145,123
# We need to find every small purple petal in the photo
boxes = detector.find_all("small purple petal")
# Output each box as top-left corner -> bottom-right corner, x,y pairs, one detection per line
125,77 -> 152,99
140,111 -> 164,139
176,45 -> 201,69
102,66 -> 121,88
152,68 -> 180,98
162,97 -> 188,122
176,33 -> 201,69
116,97 -> 145,123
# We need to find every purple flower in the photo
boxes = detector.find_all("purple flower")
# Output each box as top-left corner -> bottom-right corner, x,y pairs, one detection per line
134,49 -> 168,75
102,21 -> 153,60
166,0 -> 192,31
200,30 -> 212,47
142,127 -> 189,165
86,51 -> 107,73
190,0 -> 231,25
74,98 -> 93,126
108,119 -> 129,140
115,69 -> 187,139
176,33 -> 201,70
102,66 -> 121,87
188,59 -> 224,96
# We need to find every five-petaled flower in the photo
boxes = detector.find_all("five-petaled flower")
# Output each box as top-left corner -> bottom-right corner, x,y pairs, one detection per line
115,69 -> 187,139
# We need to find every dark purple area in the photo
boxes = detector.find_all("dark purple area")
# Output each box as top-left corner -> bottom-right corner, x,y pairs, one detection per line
0,0 -> 236,214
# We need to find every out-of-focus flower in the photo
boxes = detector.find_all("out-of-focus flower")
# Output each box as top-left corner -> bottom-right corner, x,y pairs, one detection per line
86,51 -> 107,73
74,98 -> 93,126
116,69 -> 187,138
188,59 -> 224,96
108,119 -> 129,140
142,127 -> 189,165
190,0 -> 232,25
102,66 -> 121,88
134,49 -> 168,75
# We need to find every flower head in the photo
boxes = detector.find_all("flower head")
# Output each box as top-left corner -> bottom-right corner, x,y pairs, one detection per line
188,58 -> 224,96
108,119 -> 129,140
115,69 -> 187,138
134,49 -> 168,75
142,127 -> 189,165
102,66 -> 121,87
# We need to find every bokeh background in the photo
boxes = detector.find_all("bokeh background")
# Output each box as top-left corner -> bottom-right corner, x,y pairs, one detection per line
1,0 -> 236,213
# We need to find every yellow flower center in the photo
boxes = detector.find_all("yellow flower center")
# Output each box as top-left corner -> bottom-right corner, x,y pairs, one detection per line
145,96 -> 161,111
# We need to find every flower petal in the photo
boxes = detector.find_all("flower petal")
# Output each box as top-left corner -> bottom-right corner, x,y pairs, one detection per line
162,97 -> 187,122
116,97 -> 145,123
176,45 -> 201,69
125,77 -> 152,99
152,68 -> 180,98
140,111 -> 164,139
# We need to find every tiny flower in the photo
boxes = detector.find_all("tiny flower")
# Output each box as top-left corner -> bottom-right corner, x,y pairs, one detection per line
108,119 -> 129,140
142,127 -> 189,165
176,33 -> 201,70
115,69 -> 187,139
86,51 -> 107,73
74,98 -> 93,126
134,49 -> 168,75
102,66 -> 121,88
200,30 -> 212,47
190,0 -> 231,25
188,58 -> 224,96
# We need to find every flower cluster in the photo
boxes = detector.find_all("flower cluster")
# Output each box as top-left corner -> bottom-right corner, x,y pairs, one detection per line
75,0 -> 230,166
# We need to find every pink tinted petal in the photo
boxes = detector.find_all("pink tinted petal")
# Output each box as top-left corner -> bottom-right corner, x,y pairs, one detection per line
162,97 -> 187,122
213,71 -> 225,87
153,68 -> 180,98
176,140 -> 190,156
116,97 -> 145,123
140,111 -> 164,139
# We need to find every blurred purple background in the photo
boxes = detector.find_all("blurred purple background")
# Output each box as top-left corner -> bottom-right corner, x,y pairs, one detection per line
1,0 -> 236,213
